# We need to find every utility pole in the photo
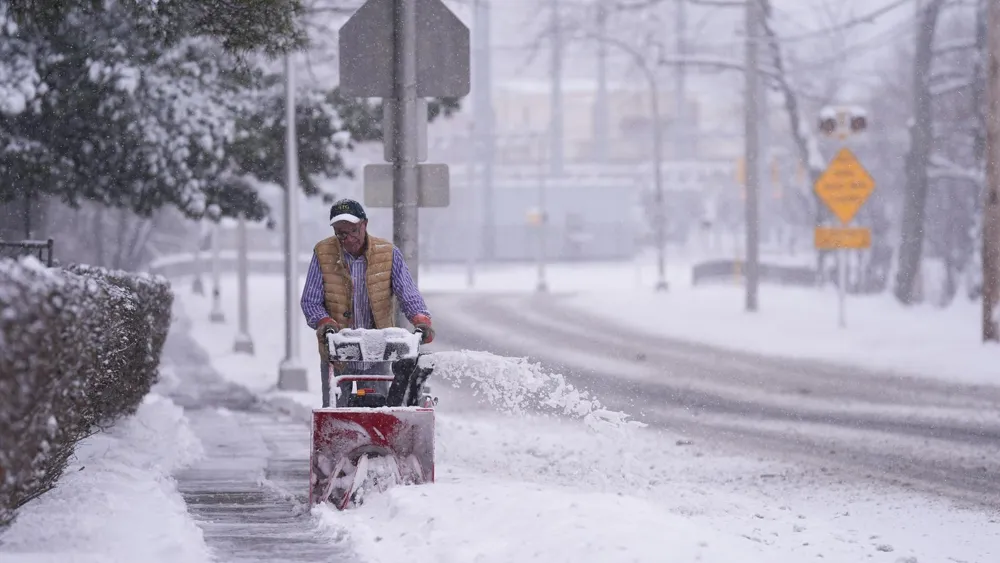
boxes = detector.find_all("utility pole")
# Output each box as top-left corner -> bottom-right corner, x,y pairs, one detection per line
473,0 -> 496,261
278,52 -> 307,391
393,0 -> 420,287
594,0 -> 609,162
984,0 -> 1000,342
744,0 -> 760,312
550,0 -> 564,176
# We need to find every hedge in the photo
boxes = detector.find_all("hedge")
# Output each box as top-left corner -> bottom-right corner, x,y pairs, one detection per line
0,256 -> 173,530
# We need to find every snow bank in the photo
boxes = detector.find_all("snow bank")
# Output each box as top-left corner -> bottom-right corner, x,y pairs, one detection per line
0,393 -> 211,563
315,474 -> 767,563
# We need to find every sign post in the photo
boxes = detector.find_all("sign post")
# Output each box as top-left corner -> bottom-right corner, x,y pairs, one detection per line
339,0 -> 469,299
814,106 -> 873,328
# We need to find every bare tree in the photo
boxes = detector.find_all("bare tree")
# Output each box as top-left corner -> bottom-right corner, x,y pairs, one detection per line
894,0 -> 948,304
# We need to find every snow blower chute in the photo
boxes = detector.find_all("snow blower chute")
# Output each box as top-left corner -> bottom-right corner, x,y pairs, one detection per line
309,327 -> 437,510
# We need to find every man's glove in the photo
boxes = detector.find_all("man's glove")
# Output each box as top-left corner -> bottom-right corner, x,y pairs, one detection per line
410,313 -> 434,344
316,317 -> 340,341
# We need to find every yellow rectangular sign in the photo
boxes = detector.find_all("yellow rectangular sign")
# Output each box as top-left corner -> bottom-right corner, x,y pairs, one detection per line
814,227 -> 871,250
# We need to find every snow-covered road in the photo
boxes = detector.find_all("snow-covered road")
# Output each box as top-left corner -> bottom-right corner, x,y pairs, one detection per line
427,291 -> 1000,510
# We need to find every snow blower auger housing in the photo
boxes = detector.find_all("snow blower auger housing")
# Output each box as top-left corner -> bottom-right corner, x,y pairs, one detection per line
309,327 -> 436,510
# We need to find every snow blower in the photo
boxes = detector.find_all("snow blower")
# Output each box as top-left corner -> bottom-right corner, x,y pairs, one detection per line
309,327 -> 437,510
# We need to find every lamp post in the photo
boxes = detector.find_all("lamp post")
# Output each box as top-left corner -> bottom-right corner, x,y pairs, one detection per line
586,32 -> 668,291
277,51 -> 307,391
233,214 -> 254,354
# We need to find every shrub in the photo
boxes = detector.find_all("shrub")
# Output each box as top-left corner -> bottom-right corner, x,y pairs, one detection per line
0,257 -> 172,530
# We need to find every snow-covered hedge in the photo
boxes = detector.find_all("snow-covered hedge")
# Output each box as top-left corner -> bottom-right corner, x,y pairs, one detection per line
0,257 -> 173,530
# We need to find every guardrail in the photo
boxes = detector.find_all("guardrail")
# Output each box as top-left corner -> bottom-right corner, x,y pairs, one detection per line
691,259 -> 818,287
145,251 -> 313,279
0,238 -> 54,266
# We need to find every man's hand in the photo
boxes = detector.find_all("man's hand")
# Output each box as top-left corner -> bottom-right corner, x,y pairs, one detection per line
316,317 -> 340,342
410,313 -> 434,344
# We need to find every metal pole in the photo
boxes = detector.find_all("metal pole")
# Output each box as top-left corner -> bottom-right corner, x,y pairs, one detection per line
650,67 -> 668,291
466,123 -> 476,288
984,0 -> 1000,342
209,222 -> 225,323
278,52 -> 307,391
675,0 -> 686,159
838,248 -> 846,328
537,132 -> 549,292
192,221 -> 205,295
550,0 -> 564,176
393,0 -> 420,303
594,1 -> 609,162
473,0 -> 496,262
234,215 -> 254,354
744,0 -> 760,312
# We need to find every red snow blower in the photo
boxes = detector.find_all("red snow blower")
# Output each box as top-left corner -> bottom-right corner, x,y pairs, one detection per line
309,327 -> 437,510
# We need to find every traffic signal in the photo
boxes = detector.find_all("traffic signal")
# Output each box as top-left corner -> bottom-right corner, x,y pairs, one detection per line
819,116 -> 837,136
850,115 -> 867,132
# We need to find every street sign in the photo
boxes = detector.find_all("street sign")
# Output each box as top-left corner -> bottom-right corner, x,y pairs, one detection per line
814,147 -> 875,224
383,99 -> 428,163
363,163 -> 450,207
814,227 -> 871,250
339,0 -> 471,98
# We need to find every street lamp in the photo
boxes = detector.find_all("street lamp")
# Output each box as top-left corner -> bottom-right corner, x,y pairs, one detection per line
277,50 -> 308,391
233,212 -> 254,354
207,205 -> 225,323
584,32 -> 668,291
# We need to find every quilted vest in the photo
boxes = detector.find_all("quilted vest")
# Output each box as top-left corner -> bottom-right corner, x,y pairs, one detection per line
313,234 -> 396,330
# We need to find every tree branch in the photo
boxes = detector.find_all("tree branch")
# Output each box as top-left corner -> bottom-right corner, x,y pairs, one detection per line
931,77 -> 974,96
929,154 -> 984,185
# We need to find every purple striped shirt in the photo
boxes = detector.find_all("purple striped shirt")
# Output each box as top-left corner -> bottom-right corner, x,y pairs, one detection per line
300,243 -> 430,331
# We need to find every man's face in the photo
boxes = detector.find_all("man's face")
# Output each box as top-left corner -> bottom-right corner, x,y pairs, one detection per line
334,219 -> 367,254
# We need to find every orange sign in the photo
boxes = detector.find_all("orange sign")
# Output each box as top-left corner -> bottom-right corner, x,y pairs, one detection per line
814,227 -> 871,250
814,147 -> 875,224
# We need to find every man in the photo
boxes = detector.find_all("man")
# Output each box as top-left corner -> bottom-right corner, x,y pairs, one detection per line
300,198 -> 434,407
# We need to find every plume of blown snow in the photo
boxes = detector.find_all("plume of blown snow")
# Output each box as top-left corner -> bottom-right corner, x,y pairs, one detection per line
418,350 -> 645,434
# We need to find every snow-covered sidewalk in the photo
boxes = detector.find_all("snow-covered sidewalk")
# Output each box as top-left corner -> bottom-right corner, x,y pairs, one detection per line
175,272 -> 1000,563
0,384 -> 211,563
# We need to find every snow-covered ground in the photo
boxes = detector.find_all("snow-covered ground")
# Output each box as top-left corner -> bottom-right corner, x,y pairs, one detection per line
175,269 -> 1000,563
0,387 -> 211,563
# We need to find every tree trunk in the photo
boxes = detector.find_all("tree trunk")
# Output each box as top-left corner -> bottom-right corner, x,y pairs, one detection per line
894,0 -> 945,304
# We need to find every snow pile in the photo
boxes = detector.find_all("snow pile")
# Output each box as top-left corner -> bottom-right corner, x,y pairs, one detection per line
0,257 -> 173,530
0,393 -> 211,563
316,475 -> 768,563
419,350 -> 645,433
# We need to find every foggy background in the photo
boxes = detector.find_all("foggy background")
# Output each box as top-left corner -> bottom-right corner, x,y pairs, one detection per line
0,0 -> 983,308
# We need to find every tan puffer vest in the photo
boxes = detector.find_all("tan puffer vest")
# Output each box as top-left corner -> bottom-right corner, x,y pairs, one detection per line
313,234 -> 397,331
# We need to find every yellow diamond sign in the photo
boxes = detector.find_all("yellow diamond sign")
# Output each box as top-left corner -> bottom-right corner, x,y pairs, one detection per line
814,147 -> 875,224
